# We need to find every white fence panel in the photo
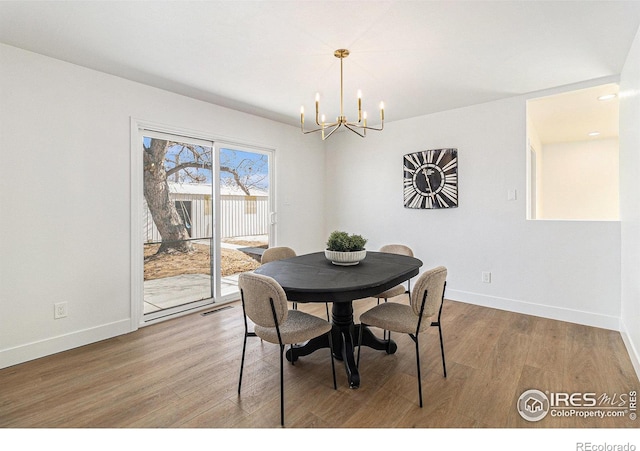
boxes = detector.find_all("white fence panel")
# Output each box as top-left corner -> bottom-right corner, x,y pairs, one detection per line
219,195 -> 269,238
143,194 -> 268,243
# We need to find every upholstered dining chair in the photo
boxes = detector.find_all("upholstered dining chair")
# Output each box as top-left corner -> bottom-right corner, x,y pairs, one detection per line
374,244 -> 414,304
373,244 -> 414,340
261,246 -> 297,308
261,246 -> 330,320
261,246 -> 297,264
237,272 -> 337,427
357,266 -> 448,408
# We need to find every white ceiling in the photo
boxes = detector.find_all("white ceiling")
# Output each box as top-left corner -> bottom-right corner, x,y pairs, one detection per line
1,1 -> 640,131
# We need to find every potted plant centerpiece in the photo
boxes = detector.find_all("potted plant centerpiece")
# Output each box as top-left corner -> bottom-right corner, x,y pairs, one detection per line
325,230 -> 368,266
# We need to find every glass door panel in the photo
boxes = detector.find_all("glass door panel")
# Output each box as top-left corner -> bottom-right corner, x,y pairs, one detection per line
217,146 -> 271,300
142,132 -> 214,319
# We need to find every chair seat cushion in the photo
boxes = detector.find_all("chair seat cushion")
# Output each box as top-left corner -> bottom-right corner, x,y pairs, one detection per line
255,310 -> 332,345
373,284 -> 406,300
359,302 -> 431,335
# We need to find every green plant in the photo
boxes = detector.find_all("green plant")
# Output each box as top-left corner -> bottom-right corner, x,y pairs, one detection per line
326,231 -> 367,252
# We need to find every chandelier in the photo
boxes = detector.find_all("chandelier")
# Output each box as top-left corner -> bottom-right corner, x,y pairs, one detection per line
300,49 -> 384,140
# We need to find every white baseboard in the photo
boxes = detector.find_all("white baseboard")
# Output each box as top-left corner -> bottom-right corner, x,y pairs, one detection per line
447,289 -> 621,331
0,319 -> 133,370
619,317 -> 640,381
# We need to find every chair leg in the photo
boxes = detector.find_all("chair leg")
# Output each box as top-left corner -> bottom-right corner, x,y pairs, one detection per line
414,335 -> 423,408
238,333 -> 247,394
325,302 -> 330,321
438,322 -> 447,377
279,344 -> 285,427
238,292 -> 249,395
432,296 -> 447,377
327,331 -> 337,390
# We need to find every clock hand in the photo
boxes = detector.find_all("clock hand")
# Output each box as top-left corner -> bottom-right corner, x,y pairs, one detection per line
422,168 -> 433,193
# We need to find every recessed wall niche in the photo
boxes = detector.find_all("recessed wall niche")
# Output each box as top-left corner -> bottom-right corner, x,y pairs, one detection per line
526,83 -> 619,221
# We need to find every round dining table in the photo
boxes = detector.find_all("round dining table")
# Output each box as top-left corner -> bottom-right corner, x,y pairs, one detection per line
254,250 -> 423,388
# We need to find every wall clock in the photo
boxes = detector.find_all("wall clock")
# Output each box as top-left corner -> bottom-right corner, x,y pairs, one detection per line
403,148 -> 458,209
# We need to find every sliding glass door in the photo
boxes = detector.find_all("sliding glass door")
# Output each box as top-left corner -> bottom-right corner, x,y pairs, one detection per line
136,124 -> 274,323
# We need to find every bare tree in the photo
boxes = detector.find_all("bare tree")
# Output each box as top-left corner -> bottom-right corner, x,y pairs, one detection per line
143,138 -> 268,255
144,139 -> 196,253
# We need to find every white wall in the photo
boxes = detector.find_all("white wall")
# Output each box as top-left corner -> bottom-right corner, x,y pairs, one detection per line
325,88 -> 621,330
0,43 -> 325,369
1,39 -> 636,374
539,138 -> 619,220
619,27 -> 640,377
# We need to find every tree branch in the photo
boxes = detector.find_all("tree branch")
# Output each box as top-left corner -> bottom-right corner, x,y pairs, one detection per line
166,161 -> 212,178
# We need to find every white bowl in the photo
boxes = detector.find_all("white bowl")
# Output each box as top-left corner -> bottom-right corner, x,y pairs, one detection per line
324,249 -> 367,266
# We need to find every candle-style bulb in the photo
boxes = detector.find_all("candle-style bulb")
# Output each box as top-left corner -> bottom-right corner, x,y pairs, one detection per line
315,93 -> 320,102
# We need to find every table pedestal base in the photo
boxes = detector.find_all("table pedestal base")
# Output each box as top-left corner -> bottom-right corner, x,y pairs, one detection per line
285,301 -> 397,388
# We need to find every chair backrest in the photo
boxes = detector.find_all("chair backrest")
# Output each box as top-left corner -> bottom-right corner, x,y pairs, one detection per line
238,272 -> 288,328
261,246 -> 296,264
410,266 -> 447,317
379,244 -> 414,257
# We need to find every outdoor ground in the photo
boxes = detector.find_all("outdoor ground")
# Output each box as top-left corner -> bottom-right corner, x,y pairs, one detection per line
144,238 -> 266,280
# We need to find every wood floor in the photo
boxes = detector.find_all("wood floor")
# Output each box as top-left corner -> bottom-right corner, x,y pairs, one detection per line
1,296 -> 638,428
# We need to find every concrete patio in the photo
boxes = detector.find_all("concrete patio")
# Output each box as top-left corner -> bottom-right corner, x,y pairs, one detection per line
143,235 -> 265,314
143,273 -> 240,314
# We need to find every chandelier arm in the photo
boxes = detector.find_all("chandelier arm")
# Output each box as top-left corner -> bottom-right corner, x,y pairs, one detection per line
301,126 -> 324,135
322,123 -> 343,140
301,119 -> 340,135
362,123 -> 384,131
346,121 -> 384,132
343,123 -> 366,138
349,118 -> 384,130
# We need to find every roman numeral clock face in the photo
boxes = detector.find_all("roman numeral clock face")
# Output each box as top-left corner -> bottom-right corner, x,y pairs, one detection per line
403,148 -> 458,209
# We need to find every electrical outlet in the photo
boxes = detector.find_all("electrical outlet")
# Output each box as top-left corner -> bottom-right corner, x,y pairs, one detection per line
54,302 -> 67,319
482,272 -> 491,283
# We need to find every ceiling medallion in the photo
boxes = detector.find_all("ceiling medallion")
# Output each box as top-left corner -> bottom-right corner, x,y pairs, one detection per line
300,49 -> 384,140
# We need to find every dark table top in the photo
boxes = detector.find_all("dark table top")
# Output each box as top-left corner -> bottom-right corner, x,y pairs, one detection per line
254,251 -> 423,303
